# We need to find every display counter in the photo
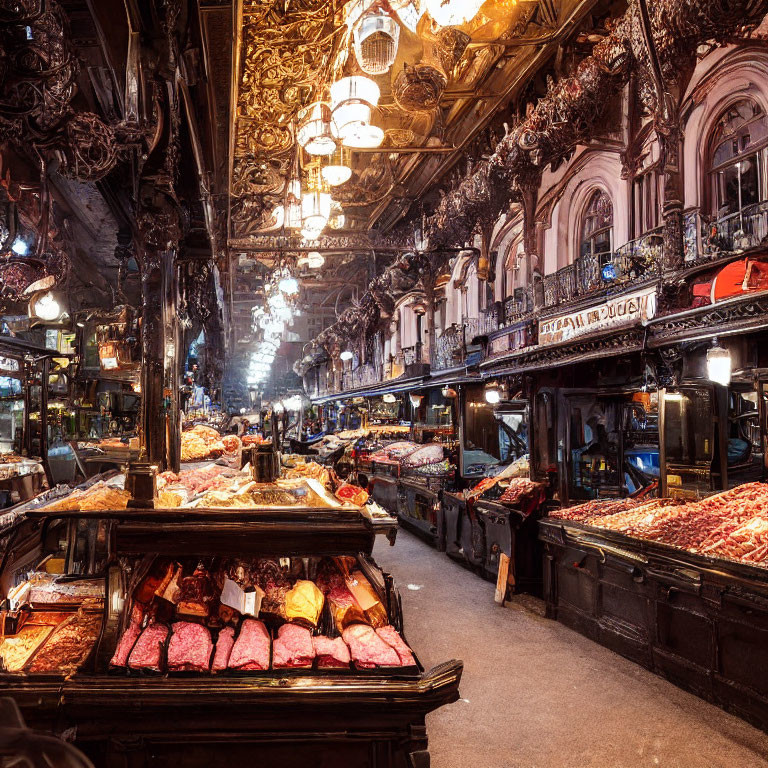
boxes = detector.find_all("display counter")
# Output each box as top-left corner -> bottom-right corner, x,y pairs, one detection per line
539,510 -> 768,730
0,498 -> 460,766
0,456 -> 46,507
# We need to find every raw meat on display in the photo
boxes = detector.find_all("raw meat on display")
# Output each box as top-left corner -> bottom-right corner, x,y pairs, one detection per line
376,626 -> 415,666
128,622 -> 170,671
167,621 -> 213,672
552,482 -> 768,567
342,624 -> 400,669
272,624 -> 315,669
212,627 -> 236,670
312,635 -> 350,669
228,619 -> 270,670
110,620 -> 142,667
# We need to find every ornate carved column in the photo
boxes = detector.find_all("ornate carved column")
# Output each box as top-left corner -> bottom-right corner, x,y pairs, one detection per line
635,0 -> 694,272
136,200 -> 181,470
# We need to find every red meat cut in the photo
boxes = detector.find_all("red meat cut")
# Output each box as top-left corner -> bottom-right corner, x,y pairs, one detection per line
167,621 -> 213,672
127,622 -> 170,671
342,623 -> 400,669
312,635 -> 350,669
272,623 -> 315,669
110,620 -> 142,667
228,619 -> 270,670
212,626 -> 235,671
376,626 -> 415,666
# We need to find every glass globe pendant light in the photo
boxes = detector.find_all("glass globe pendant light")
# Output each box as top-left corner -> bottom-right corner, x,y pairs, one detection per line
297,101 -> 337,156
330,76 -> 380,142
353,11 -> 400,75
307,251 -> 325,269
322,146 -> 352,187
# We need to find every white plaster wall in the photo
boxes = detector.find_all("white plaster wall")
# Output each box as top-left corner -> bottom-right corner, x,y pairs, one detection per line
541,152 -> 630,274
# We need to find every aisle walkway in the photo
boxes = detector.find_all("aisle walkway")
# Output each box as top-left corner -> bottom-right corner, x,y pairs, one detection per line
373,530 -> 768,768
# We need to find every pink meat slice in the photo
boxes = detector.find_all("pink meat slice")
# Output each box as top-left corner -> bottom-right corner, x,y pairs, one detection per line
312,635 -> 350,669
127,622 -> 170,671
342,623 -> 400,669
167,621 -> 213,672
110,620 -> 142,667
376,626 -> 415,666
228,619 -> 271,670
272,623 -> 315,669
212,626 -> 236,671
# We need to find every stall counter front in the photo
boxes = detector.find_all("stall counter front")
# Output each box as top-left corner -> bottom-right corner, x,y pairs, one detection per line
539,509 -> 768,731
0,499 -> 459,767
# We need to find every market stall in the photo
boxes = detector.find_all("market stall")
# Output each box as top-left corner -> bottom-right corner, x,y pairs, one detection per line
540,483 -> 768,729
0,468 -> 460,766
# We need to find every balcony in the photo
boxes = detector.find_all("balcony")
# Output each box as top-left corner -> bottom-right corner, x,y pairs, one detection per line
700,202 -> 768,257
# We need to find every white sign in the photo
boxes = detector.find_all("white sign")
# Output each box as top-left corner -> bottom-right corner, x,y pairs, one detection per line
538,286 -> 657,346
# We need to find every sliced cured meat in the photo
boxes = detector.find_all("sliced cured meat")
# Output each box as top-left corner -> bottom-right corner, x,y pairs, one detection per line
272,624 -> 315,669
167,621 -> 213,672
212,626 -> 236,671
342,623 -> 400,669
376,626 -> 415,666
228,619 -> 270,671
312,635 -> 350,669
128,622 -> 170,671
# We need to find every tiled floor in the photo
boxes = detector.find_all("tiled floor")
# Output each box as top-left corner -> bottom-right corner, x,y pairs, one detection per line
373,530 -> 768,768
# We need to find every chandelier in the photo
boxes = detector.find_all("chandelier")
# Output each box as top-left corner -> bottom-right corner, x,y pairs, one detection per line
425,0 -> 485,27
353,11 -> 400,75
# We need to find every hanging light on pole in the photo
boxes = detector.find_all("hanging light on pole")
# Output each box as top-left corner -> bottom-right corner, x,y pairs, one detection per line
707,337 -> 732,386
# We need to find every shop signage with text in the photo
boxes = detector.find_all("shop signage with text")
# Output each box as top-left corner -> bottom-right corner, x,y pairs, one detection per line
538,287 -> 657,345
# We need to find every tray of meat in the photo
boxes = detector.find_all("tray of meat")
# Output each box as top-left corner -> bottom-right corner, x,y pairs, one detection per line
26,610 -> 103,675
312,635 -> 350,670
227,618 -> 271,672
167,621 -> 213,673
342,623 -> 419,676
271,623 -> 315,670
127,621 -> 170,674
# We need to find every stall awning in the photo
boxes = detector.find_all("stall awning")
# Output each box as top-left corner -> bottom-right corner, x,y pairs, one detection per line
0,334 -> 71,360
310,375 -> 428,404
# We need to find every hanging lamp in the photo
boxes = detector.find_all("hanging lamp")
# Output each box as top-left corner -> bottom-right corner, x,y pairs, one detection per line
425,0 -> 485,27
353,11 -> 400,75
322,146 -> 352,186
297,101 -> 337,156
330,76 -> 380,142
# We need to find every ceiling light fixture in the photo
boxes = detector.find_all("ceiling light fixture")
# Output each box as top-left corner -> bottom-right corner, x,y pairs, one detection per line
331,76 -> 380,143
353,11 -> 400,75
297,101 -> 337,156
307,251 -> 325,269
425,0 -> 485,27
322,146 -> 352,186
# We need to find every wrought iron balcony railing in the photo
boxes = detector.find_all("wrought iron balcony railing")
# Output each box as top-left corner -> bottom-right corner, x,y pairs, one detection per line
700,202 -> 768,257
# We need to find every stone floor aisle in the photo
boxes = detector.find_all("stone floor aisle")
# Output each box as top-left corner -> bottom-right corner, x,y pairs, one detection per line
373,530 -> 768,768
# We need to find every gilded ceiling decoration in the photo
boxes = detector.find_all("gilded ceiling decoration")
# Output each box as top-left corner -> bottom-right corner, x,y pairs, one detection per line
230,0 -> 341,239
228,0 -> 565,246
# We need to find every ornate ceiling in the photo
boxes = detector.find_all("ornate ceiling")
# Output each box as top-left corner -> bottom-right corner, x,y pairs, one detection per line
226,0 -> 602,253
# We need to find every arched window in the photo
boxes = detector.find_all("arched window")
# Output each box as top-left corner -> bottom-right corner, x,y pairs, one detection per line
709,99 -> 768,218
579,190 -> 613,261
